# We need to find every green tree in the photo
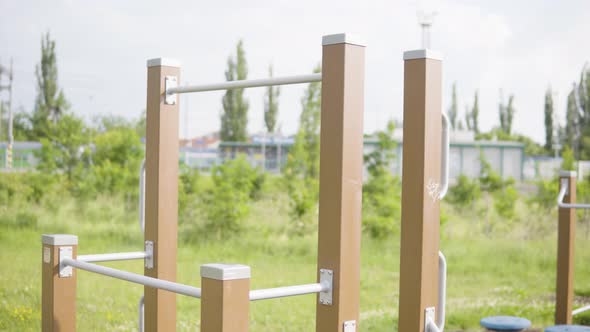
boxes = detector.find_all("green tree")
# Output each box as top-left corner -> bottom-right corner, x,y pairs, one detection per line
544,88 -> 554,153
499,93 -> 515,135
362,121 -> 401,238
465,91 -> 480,134
264,64 -> 280,133
220,40 -> 249,142
31,32 -> 69,139
37,114 -> 89,181
565,89 -> 578,153
448,82 -> 458,129
284,65 -> 321,230
561,145 -> 576,171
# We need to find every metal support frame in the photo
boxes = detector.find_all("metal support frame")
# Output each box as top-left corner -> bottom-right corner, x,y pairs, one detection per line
77,251 -> 149,263
166,73 -> 321,98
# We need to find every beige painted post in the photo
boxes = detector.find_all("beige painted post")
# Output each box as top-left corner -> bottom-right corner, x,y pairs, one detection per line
556,171 -> 577,325
145,58 -> 180,332
200,264 -> 251,332
41,234 -> 78,332
398,50 -> 443,332
315,34 -> 365,332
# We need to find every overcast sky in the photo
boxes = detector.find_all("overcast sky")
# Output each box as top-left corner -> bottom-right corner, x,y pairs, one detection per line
1,0 -> 589,143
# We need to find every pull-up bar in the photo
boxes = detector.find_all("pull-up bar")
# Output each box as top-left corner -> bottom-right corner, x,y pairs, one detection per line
166,73 -> 322,95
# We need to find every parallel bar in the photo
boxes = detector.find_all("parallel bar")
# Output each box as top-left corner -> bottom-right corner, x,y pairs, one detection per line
78,251 -> 149,263
557,181 -> 590,209
63,258 -> 201,298
573,305 -> 590,316
249,283 -> 327,301
145,58 -> 179,332
167,73 -> 321,94
556,172 -> 576,325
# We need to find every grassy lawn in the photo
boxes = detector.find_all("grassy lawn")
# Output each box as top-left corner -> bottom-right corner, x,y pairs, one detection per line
1,193 -> 590,331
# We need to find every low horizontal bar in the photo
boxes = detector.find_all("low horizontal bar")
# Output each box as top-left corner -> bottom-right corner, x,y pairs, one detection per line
167,73 -> 322,95
249,282 -> 327,301
573,305 -> 590,316
78,251 -> 149,263
63,258 -> 201,298
557,183 -> 590,209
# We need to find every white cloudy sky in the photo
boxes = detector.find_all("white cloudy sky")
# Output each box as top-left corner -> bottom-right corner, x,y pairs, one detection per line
1,0 -> 589,143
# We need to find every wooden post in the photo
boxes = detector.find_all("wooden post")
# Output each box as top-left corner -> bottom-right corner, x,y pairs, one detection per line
316,33 -> 365,332
398,50 -> 443,332
42,234 -> 78,332
556,171 -> 577,325
200,264 -> 251,332
145,58 -> 180,332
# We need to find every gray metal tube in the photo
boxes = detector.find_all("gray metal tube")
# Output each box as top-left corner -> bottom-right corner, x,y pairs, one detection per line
167,73 -> 321,95
77,251 -> 148,263
437,251 -> 447,331
63,258 -> 201,298
138,295 -> 144,332
139,159 -> 146,232
249,283 -> 327,301
573,304 -> 590,316
557,180 -> 590,209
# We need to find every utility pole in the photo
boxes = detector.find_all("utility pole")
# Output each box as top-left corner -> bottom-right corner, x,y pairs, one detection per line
417,11 -> 437,49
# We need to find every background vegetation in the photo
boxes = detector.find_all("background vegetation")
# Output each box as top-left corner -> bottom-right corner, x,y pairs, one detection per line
1,33 -> 590,331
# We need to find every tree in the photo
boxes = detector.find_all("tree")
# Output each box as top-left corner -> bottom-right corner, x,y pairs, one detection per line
448,82 -> 458,129
284,65 -> 321,230
499,93 -> 515,135
37,113 -> 89,181
220,40 -> 249,142
565,89 -> 579,153
264,64 -> 280,133
465,91 -> 480,134
32,32 -> 69,139
544,88 -> 554,153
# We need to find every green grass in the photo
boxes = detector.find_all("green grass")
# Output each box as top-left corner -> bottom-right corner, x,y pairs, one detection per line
1,192 -> 590,331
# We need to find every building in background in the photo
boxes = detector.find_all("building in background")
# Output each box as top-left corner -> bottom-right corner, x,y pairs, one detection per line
0,142 -> 42,171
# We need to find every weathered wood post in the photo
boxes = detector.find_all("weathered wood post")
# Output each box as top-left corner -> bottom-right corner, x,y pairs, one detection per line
41,234 -> 78,332
145,58 -> 180,332
315,33 -> 365,332
200,264 -> 251,332
397,49 -> 443,332
556,171 -> 577,325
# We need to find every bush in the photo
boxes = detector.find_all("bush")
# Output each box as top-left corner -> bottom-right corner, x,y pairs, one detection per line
202,156 -> 262,239
448,175 -> 481,207
494,186 -> 518,219
362,173 -> 401,238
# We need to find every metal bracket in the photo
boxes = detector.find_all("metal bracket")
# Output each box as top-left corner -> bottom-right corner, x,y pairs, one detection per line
59,246 -> 73,278
319,268 -> 333,305
343,320 -> 356,332
164,76 -> 178,105
424,306 -> 435,332
561,178 -> 569,193
145,241 -> 154,269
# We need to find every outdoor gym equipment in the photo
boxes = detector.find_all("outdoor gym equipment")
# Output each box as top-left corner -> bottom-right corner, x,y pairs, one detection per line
41,33 -> 366,332
480,316 -> 532,331
554,171 -> 590,325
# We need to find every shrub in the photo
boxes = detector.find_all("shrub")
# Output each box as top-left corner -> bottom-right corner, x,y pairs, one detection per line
202,156 -> 262,238
494,185 -> 518,219
447,175 -> 481,207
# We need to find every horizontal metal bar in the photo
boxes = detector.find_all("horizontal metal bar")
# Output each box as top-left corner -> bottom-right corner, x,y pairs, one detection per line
167,73 -> 321,95
557,181 -> 590,209
249,282 -> 327,301
573,304 -> 590,315
63,258 -> 201,298
77,251 -> 149,263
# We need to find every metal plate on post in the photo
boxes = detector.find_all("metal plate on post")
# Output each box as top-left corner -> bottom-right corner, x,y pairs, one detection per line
59,246 -> 73,278
165,76 -> 177,105
319,268 -> 333,305
145,241 -> 154,269
343,320 -> 356,332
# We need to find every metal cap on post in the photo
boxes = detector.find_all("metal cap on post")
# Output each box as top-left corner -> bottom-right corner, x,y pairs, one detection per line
41,234 -> 78,332
200,264 -> 251,332
144,57 -> 180,332
398,48 -> 443,332
556,170 -> 577,324
316,33 -> 365,332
